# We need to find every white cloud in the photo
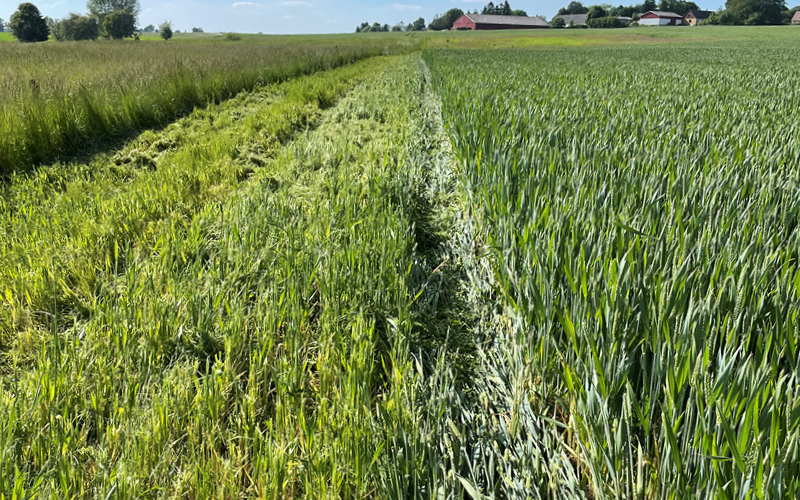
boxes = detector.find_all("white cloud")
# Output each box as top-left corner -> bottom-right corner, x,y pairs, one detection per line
386,3 -> 421,10
232,1 -> 259,6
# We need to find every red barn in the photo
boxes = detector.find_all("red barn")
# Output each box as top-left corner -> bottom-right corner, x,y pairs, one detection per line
452,13 -> 549,30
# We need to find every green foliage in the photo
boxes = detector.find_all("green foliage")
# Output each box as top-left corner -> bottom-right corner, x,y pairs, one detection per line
158,20 -> 171,39
51,13 -> 99,41
658,0 -> 699,13
483,1 -> 511,14
355,21 -> 390,32
9,2 -> 49,43
586,14 -> 626,26
87,0 -> 139,18
587,5 -> 608,18
101,10 -> 135,39
407,16 -> 426,30
510,8 -> 528,15
714,0 -> 787,23
142,23 -> 154,32
223,31 -> 242,40
558,1 -> 589,14
428,8 -> 464,30
191,26 -> 203,32
551,15 -> 568,26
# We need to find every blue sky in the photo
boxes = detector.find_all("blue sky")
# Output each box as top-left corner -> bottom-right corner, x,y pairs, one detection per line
1,0 -> 723,34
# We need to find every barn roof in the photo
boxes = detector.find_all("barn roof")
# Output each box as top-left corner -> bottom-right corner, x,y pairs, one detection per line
642,10 -> 684,18
464,13 -> 549,26
684,9 -> 713,19
554,14 -> 587,25
793,11 -> 800,21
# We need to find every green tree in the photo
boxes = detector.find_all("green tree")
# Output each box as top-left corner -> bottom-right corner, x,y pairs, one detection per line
428,8 -> 464,29
87,0 -> 139,19
723,0 -> 786,23
500,0 -> 512,14
557,1 -> 589,14
408,16 -> 426,30
510,9 -> 528,15
142,23 -> 154,32
9,3 -> 50,42
191,26 -> 203,32
587,5 -> 608,18
52,13 -> 99,41
102,9 -> 135,38
158,20 -> 172,39
657,0 -> 699,13
550,15 -> 567,26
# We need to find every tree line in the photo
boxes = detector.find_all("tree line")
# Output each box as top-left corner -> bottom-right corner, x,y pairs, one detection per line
554,0 -> 799,25
355,1 -> 534,33
6,0 -> 176,42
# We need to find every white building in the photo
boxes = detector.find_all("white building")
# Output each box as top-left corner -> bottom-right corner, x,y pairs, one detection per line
639,11 -> 684,25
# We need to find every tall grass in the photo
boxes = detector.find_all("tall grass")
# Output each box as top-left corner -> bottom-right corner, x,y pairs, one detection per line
0,39 -> 413,173
426,42 -> 800,497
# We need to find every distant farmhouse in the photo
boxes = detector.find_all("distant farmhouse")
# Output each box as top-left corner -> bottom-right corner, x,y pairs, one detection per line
793,11 -> 800,24
553,13 -> 587,26
639,11 -> 684,25
684,9 -> 713,25
452,13 -> 549,30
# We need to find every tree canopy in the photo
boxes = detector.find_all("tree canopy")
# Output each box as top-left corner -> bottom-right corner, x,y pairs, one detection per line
51,13 -> 98,41
587,5 -> 608,18
159,21 -> 172,40
428,8 -> 464,30
557,1 -> 590,14
9,3 -> 50,42
101,9 -> 135,39
482,1 -> 513,14
87,0 -> 140,19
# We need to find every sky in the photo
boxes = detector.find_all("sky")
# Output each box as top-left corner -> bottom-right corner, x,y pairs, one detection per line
0,0 -> 724,34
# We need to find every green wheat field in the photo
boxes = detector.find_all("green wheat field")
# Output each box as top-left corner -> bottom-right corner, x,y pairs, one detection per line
1,26 -> 799,499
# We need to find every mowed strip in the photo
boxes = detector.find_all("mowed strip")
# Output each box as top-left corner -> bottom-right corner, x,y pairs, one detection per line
0,55 -> 456,497
0,57 -> 387,361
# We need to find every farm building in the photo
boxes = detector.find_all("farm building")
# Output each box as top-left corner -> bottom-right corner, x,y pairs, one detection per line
553,14 -> 587,26
639,11 -> 684,25
793,11 -> 800,24
452,14 -> 549,30
684,9 -> 713,25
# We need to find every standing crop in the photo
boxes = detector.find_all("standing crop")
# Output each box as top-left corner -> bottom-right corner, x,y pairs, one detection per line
426,43 -> 800,498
